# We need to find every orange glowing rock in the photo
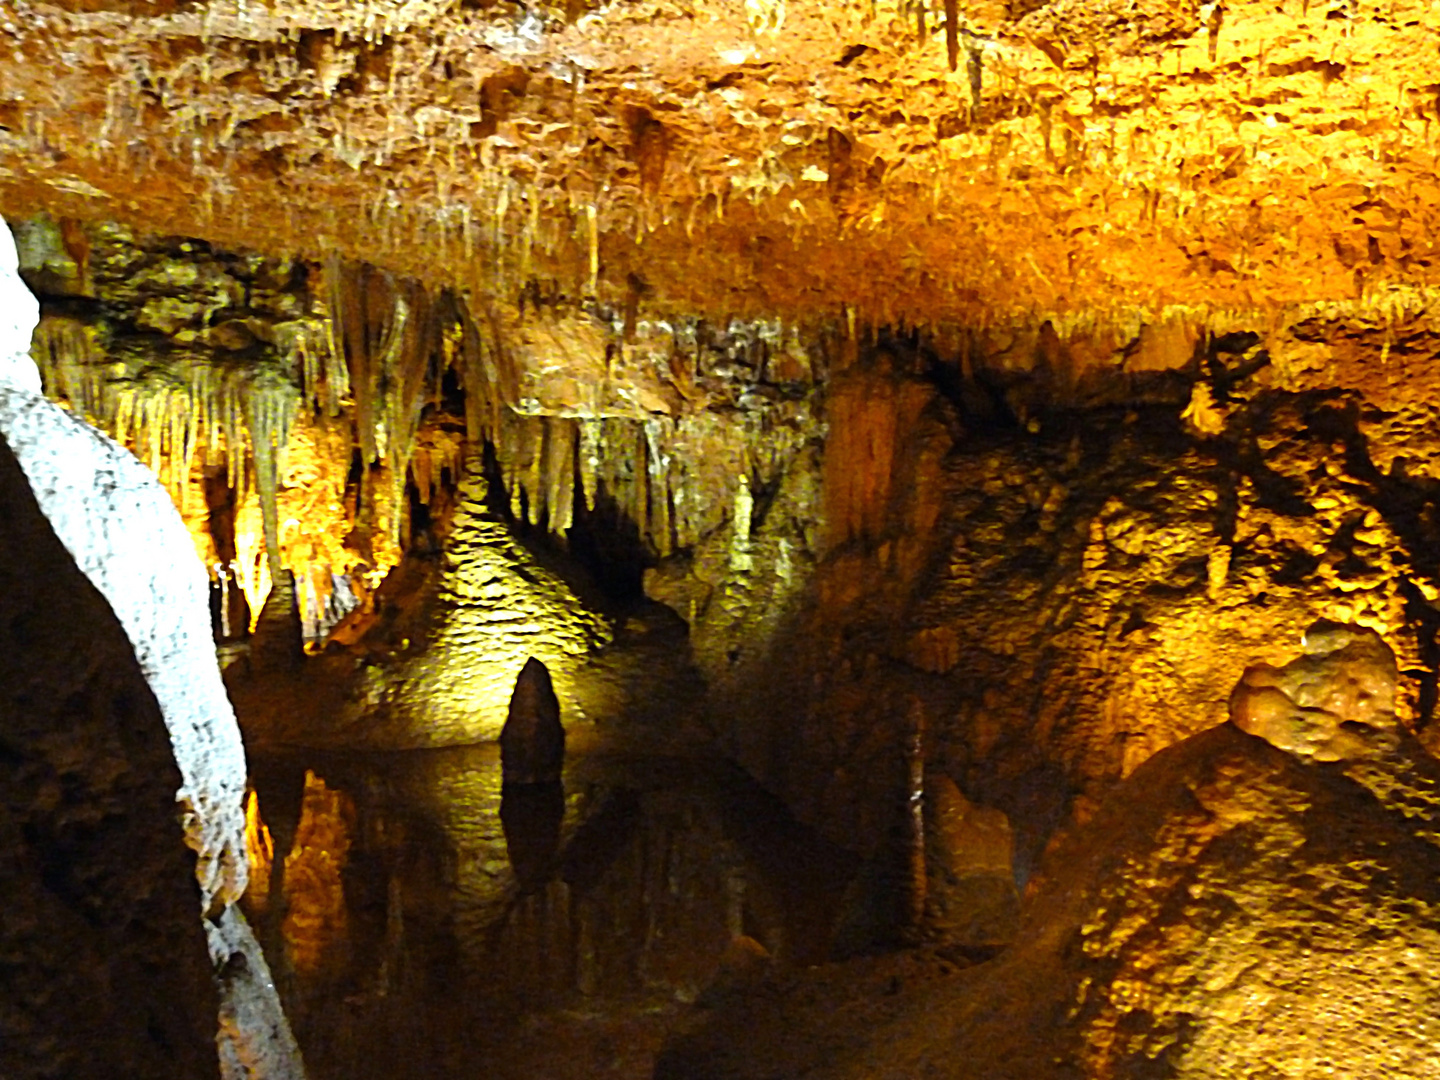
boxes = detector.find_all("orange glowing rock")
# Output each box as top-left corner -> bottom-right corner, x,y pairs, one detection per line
1229,621 -> 1399,763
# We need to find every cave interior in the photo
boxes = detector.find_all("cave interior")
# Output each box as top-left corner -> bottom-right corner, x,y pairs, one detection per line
4,0 -> 1440,1074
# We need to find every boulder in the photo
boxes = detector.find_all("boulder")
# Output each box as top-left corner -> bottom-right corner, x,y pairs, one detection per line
1230,620 -> 1399,762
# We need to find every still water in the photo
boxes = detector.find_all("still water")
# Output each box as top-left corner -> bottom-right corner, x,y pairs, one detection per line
244,736 -> 857,1080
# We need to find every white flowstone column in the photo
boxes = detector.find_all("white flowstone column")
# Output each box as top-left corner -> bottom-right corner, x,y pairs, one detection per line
0,218 -> 304,1080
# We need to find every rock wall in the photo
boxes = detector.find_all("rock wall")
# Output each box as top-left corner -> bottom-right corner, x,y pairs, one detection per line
0,220 -> 304,1078
0,432 -> 218,1080
680,318 -> 1440,888
658,632 -> 1440,1079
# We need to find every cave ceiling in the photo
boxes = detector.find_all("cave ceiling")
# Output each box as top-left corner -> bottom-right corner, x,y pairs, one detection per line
1,0 -> 1437,330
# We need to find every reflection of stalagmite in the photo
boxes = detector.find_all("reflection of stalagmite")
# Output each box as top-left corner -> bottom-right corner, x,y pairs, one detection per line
501,781 -> 565,892
501,657 -> 565,785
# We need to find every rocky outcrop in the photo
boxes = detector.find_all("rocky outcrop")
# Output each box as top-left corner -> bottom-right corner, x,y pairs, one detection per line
0,220 -> 304,1078
0,431 -> 218,1080
659,631 -> 1440,1079
1231,621 -> 1400,763
501,657 -> 566,785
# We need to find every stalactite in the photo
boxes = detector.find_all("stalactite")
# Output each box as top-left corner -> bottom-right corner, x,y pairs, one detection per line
383,282 -> 440,549
546,418 -> 575,536
645,419 -> 672,557
283,318 -> 348,416
245,368 -> 299,581
456,298 -> 500,442
579,419 -> 600,513
329,254 -> 386,465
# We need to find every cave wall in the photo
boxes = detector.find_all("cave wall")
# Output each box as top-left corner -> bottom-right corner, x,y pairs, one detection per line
0,431 -> 219,1080
0,219 -> 305,1078
681,317 -> 1440,876
22,213 -> 1440,904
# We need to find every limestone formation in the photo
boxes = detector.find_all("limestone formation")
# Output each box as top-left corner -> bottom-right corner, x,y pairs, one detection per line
1230,621 -> 1400,763
0,0 -> 1435,337
0,432 -> 218,1080
340,463 -> 610,747
501,657 -> 566,786
0,220 -> 305,1079
658,671 -> 1440,1079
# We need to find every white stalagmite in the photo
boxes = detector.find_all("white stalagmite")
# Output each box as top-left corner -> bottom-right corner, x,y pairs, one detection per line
0,219 -> 305,1080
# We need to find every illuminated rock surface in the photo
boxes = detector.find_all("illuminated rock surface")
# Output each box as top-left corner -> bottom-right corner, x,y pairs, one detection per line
0,221 -> 305,1079
1231,620 -> 1400,762
333,462 -> 612,746
658,636 -> 1440,1079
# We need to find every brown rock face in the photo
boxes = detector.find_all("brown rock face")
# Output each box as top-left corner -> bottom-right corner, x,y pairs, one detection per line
0,433 -> 218,1080
1231,620 -> 1400,762
660,718 -> 1440,1079
501,656 -> 566,785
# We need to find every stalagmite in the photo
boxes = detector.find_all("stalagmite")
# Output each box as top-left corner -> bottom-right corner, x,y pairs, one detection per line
500,657 -> 566,786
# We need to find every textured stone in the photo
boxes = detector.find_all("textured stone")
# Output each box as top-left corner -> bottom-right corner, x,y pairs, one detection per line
0,220 -> 248,912
341,460 -> 611,746
1231,621 -> 1399,763
0,0 -> 1437,336
251,569 -> 306,675
0,431 -> 218,1080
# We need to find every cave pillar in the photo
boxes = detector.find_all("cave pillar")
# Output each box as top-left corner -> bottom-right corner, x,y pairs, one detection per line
0,219 -> 305,1079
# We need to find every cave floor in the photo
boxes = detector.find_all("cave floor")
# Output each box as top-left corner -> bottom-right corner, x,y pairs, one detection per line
242,726 -> 861,1080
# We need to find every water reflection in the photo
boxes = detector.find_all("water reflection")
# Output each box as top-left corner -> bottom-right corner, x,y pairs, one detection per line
500,782 -> 565,893
244,743 -> 858,1080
